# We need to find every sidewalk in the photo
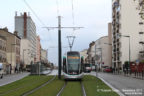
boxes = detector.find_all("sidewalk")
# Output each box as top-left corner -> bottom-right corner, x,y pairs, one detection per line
91,72 -> 144,96
0,72 -> 30,86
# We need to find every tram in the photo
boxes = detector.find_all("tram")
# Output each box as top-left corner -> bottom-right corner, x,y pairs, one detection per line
63,51 -> 84,80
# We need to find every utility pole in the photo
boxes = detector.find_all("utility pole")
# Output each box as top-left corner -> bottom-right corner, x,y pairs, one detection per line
43,16 -> 83,79
58,16 -> 62,79
67,36 -> 76,51
95,43 -> 98,77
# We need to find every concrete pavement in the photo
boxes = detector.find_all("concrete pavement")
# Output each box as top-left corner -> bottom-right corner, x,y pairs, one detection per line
91,72 -> 144,96
0,72 -> 30,86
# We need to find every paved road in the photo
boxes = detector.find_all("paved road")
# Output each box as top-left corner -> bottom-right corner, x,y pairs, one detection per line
91,72 -> 144,96
48,69 -> 58,75
0,72 -> 30,86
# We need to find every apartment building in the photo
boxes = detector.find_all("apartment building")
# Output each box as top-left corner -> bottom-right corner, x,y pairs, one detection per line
86,35 -> 111,68
0,28 -> 21,74
112,0 -> 144,70
80,49 -> 88,63
15,12 -> 37,63
95,36 -> 111,68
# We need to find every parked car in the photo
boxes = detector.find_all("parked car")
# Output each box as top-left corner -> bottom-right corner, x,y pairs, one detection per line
0,63 -> 4,79
103,67 -> 112,73
84,63 -> 92,73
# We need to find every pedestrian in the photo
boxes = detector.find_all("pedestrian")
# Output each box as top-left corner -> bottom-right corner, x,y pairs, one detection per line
119,67 -> 122,74
10,64 -> 12,74
15,67 -> 18,73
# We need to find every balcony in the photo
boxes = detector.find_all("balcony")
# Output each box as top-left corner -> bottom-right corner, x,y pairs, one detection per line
117,57 -> 120,61
113,40 -> 116,44
113,27 -> 116,31
139,32 -> 144,34
114,1 -> 119,7
139,41 -> 144,44
113,49 -> 116,52
116,23 -> 120,28
116,6 -> 120,13
116,29 -> 119,33
112,21 -> 116,26
139,51 -> 144,53
116,47 -> 120,51
117,42 -> 121,47
117,38 -> 119,42
139,22 -> 144,25
112,12 -> 116,18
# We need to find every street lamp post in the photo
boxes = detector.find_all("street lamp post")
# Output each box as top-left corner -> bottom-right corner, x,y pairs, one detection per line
94,45 -> 102,77
117,33 -> 131,74
95,44 -> 98,77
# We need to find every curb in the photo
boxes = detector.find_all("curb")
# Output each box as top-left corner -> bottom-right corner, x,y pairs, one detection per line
98,76 -> 125,96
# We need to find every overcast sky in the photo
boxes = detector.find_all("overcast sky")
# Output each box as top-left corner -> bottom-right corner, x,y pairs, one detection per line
0,0 -> 112,66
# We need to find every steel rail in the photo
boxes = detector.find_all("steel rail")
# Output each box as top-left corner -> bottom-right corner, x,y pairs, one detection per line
56,81 -> 67,96
81,81 -> 87,96
22,73 -> 56,96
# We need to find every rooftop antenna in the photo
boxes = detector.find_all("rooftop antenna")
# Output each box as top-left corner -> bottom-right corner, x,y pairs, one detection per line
67,36 -> 76,51
15,11 -> 17,16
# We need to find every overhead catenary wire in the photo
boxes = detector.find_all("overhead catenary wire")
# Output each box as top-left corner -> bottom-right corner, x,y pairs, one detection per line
56,0 -> 60,16
71,0 -> 75,26
23,0 -> 46,26
71,0 -> 76,36
23,0 -> 52,41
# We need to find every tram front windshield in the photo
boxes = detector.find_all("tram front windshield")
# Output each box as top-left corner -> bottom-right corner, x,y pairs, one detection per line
67,54 -> 80,72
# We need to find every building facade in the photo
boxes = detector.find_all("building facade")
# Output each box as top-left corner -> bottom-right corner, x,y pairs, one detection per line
87,36 -> 111,69
0,28 -> 21,74
15,12 -> 37,63
20,39 -> 32,67
108,23 -> 112,67
0,35 -> 7,73
36,36 -> 41,62
87,41 -> 95,65
95,36 -> 111,68
112,0 -> 144,70
80,49 -> 88,63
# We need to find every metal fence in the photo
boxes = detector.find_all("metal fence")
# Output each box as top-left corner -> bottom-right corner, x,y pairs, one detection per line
30,62 -> 47,75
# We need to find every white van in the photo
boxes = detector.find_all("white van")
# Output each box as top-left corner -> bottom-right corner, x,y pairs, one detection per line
0,63 -> 4,79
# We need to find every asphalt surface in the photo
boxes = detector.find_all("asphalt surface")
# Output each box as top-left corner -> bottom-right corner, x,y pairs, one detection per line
0,72 -> 30,86
91,72 -> 144,96
48,69 -> 58,75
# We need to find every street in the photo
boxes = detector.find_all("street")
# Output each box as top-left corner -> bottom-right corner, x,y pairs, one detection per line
0,70 -> 144,96
48,69 -> 58,75
91,72 -> 144,96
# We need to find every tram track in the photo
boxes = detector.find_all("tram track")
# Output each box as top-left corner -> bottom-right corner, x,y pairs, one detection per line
56,81 -> 67,96
56,80 -> 86,96
80,81 -> 87,96
22,74 -> 56,96
0,70 -> 54,96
